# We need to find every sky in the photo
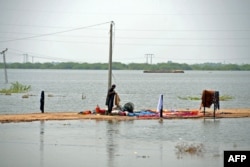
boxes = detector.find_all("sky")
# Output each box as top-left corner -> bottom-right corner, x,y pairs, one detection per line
0,0 -> 249,64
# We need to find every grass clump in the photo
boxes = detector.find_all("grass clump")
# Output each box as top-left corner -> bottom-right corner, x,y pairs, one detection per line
0,81 -> 31,94
175,142 -> 204,159
178,95 -> 233,101
178,96 -> 200,101
220,95 -> 233,101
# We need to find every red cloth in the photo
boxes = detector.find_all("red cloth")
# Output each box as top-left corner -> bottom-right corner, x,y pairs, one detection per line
95,105 -> 106,115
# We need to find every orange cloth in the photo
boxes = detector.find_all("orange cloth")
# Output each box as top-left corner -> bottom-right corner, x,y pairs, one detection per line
95,105 -> 106,114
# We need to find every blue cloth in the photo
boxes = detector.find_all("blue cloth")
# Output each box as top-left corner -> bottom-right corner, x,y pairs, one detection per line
127,110 -> 157,117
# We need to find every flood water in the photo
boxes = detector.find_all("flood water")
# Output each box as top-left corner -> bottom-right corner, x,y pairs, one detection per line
0,118 -> 249,167
0,70 -> 250,113
0,70 -> 250,167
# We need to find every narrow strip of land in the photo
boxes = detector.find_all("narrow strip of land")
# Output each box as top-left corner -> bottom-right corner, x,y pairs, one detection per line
0,109 -> 249,123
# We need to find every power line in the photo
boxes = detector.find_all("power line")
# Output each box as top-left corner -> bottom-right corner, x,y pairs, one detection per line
0,23 -> 75,29
115,36 -> 250,40
115,56 -> 250,62
1,22 -> 249,32
115,43 -> 250,47
7,48 -> 80,62
2,8 -> 250,16
0,31 -> 109,39
1,30 -> 250,40
2,37 -> 248,47
0,23 -> 111,32
0,21 -> 111,43
116,28 -> 250,32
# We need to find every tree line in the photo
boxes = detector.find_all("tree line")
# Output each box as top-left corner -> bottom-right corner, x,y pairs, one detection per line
1,62 -> 250,71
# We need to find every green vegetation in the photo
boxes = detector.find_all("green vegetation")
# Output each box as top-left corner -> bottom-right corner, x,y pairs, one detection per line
178,95 -> 233,101
178,96 -> 200,101
0,81 -> 31,94
220,95 -> 234,101
1,62 -> 250,70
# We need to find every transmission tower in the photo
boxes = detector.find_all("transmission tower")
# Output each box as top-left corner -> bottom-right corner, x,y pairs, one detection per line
0,48 -> 8,83
145,54 -> 154,64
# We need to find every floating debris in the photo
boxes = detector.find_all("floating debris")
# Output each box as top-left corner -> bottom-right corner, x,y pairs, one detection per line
175,142 -> 204,159
82,93 -> 86,100
22,94 -> 29,98
48,94 -> 54,97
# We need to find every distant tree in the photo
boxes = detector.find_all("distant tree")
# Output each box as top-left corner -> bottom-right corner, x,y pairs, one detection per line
240,64 -> 250,70
112,62 -> 128,70
41,63 -> 55,69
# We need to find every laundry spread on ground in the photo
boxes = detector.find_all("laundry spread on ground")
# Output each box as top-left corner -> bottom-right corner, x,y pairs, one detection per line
79,90 -> 222,119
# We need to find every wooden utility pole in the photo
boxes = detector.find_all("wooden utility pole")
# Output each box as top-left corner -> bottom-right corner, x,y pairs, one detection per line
108,21 -> 114,89
0,48 -> 8,83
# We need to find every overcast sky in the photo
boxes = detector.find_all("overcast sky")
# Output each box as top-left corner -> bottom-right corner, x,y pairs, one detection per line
0,0 -> 249,64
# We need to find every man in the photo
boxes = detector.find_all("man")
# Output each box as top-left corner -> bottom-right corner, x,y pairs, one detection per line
40,91 -> 45,113
105,84 -> 116,115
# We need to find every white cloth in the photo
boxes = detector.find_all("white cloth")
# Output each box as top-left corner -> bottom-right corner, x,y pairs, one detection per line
157,94 -> 163,112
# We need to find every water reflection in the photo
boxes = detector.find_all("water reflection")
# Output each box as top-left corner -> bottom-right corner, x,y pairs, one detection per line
106,120 -> 120,167
40,121 -> 45,167
202,118 -> 220,128
0,119 -> 249,167
202,119 -> 220,142
158,120 -> 164,167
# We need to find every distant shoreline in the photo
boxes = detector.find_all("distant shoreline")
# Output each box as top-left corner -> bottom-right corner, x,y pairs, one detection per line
0,108 -> 249,123
1,62 -> 250,71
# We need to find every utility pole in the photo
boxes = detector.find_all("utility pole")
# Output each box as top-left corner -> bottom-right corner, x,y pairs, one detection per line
145,54 -> 148,64
0,48 -> 8,83
108,21 -> 114,90
145,54 -> 154,64
150,54 -> 153,64
23,54 -> 28,63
